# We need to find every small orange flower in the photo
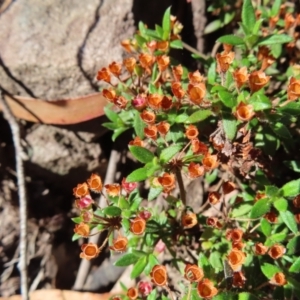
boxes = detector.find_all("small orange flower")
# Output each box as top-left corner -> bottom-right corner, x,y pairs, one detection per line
216,51 -> 235,73
264,211 -> 278,223
293,195 -> 300,208
161,96 -> 173,110
96,67 -> 111,83
227,248 -> 246,271
80,243 -> 100,260
248,70 -> 270,93
197,279 -> 218,298
232,241 -> 245,250
287,77 -> 300,101
254,243 -> 268,255
255,192 -> 266,202
269,15 -> 279,29
121,39 -> 132,52
206,217 -> 222,229
157,55 -> 170,72
233,67 -> 249,88
208,191 -> 221,205
147,94 -> 163,110
191,139 -> 208,155
188,70 -> 204,84
171,82 -> 185,99
235,102 -> 255,122
202,154 -> 219,171
114,96 -> 128,109
150,265 -> 167,286
144,125 -> 158,140
140,110 -> 156,124
139,53 -> 155,70
123,57 -> 136,73
73,182 -> 89,198
228,229 -> 244,243
188,83 -> 206,105
223,43 -> 233,53
108,61 -> 122,77
146,40 -> 157,52
156,41 -> 169,52
74,222 -> 90,237
158,173 -> 175,189
130,217 -> 146,235
188,162 -> 204,178
172,65 -> 183,81
129,136 -> 144,147
181,212 -> 198,229
104,184 -> 120,197
127,287 -> 138,300
270,272 -> 287,286
157,121 -> 170,136
184,264 -> 204,282
284,13 -> 296,30
185,125 -> 199,140
87,174 -> 103,193
232,271 -> 246,288
102,88 -> 116,101
222,181 -> 236,194
268,244 -> 286,259
110,236 -> 128,252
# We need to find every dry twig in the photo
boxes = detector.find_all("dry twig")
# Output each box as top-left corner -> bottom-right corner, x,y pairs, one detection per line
0,90 -> 28,300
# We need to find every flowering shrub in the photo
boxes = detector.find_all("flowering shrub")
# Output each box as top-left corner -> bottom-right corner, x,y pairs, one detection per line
72,1 -> 300,299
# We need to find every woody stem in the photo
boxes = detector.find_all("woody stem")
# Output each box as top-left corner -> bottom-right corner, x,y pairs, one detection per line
187,283 -> 192,300
99,229 -> 112,251
175,168 -> 186,207
164,284 -> 175,300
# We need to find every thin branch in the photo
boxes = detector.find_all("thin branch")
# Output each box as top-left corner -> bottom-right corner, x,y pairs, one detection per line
182,42 -> 209,60
0,91 -> 28,300
73,149 -> 121,290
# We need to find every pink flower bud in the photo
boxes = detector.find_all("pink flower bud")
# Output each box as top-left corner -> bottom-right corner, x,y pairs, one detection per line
75,195 -> 94,209
132,95 -> 147,110
122,178 -> 138,194
138,281 -> 152,296
139,210 -> 152,220
155,239 -> 166,253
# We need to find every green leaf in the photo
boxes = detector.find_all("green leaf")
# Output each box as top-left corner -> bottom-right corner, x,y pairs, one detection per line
144,254 -> 159,275
126,167 -> 150,182
260,218 -> 272,236
261,263 -> 281,279
284,161 -> 300,173
274,198 -> 288,212
250,198 -> 271,218
112,127 -> 128,141
270,0 -> 281,17
114,253 -> 139,267
265,185 -> 279,197
242,0 -> 256,34
204,19 -> 222,34
145,220 -> 161,233
155,24 -> 164,39
186,109 -> 211,123
129,146 -> 154,164
287,236 -> 300,255
71,217 -> 82,224
218,90 -> 236,108
170,40 -> 183,49
103,206 -> 122,216
162,7 -> 171,39
104,106 -> 119,123
272,123 -> 292,139
222,114 -> 237,140
266,230 -> 288,245
289,257 -> 300,273
159,144 -> 182,163
238,292 -> 259,300
252,18 -> 264,35
148,186 -> 163,201
133,111 -> 145,139
138,21 -> 147,36
249,93 -> 272,111
72,233 -> 81,241
280,211 -> 298,234
147,289 -> 157,300
231,203 -> 252,218
257,34 -> 293,46
217,35 -> 245,46
209,251 -> 223,270
131,255 -> 148,279
135,34 -> 147,47
280,179 -> 300,197
224,11 -> 236,25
